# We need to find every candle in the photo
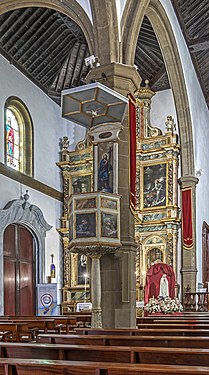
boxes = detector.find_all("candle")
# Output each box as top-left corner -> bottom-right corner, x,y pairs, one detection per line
84,273 -> 88,302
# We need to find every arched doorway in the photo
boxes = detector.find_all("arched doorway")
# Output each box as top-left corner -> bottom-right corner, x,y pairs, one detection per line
0,197 -> 52,315
4,223 -> 36,315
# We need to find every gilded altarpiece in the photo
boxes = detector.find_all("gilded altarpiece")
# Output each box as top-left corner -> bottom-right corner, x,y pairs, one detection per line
134,85 -> 180,301
57,139 -> 93,313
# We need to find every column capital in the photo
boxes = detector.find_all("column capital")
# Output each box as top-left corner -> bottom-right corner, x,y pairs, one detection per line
86,62 -> 142,96
178,175 -> 199,189
90,254 -> 102,260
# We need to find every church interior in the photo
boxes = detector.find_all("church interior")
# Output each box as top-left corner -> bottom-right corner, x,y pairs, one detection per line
1,0 -> 209,372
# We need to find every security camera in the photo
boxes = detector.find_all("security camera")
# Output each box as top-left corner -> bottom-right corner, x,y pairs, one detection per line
196,168 -> 205,177
84,55 -> 100,69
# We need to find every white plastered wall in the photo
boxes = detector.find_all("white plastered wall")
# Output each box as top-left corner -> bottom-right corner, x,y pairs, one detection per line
160,0 -> 209,284
151,89 -> 177,133
0,54 -> 85,307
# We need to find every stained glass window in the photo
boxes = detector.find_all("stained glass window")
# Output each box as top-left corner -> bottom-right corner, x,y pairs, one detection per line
6,108 -> 20,170
5,97 -> 33,176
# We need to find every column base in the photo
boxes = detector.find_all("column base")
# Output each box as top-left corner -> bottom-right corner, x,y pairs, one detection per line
91,308 -> 102,328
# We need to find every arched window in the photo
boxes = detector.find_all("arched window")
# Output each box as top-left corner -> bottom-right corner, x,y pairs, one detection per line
5,97 -> 33,176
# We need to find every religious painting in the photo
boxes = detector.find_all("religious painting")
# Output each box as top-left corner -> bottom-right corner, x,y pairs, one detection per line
75,197 -> 96,210
143,163 -> 166,208
70,253 -> 90,289
101,212 -> 118,238
71,174 -> 91,194
146,248 -> 164,270
101,197 -> 117,210
98,141 -> 113,193
76,213 -> 96,238
77,254 -> 87,285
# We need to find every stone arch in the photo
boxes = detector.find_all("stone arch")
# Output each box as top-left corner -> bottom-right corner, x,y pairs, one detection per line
0,197 -> 52,314
90,0 -> 119,64
0,0 -> 94,55
121,0 -> 149,65
122,0 -> 194,176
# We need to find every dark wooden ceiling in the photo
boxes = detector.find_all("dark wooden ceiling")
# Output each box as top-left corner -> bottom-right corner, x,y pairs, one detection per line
0,2 -> 208,107
0,7 -> 90,105
171,0 -> 209,107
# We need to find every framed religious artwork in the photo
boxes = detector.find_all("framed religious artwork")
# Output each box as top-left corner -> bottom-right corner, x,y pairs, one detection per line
75,197 -> 96,210
101,212 -> 118,238
70,253 -> 90,289
101,197 -> 117,210
143,163 -> 167,209
75,212 -> 96,238
98,141 -> 113,193
71,174 -> 92,194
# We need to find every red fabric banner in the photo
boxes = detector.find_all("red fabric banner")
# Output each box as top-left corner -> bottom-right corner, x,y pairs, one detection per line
144,263 -> 176,304
182,187 -> 193,248
128,94 -> 136,213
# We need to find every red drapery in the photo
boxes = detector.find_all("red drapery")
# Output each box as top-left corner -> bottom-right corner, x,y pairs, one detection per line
128,94 -> 136,213
144,263 -> 176,304
182,187 -> 193,248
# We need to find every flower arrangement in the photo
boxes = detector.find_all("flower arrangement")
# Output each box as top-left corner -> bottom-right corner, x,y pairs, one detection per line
145,296 -> 183,314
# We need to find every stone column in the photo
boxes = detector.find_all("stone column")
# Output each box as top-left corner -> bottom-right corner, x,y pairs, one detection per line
179,176 -> 198,294
87,63 -> 141,328
91,254 -> 102,328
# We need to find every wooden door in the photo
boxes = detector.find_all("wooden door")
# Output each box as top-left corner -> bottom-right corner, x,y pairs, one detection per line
202,221 -> 209,284
3,224 -> 36,315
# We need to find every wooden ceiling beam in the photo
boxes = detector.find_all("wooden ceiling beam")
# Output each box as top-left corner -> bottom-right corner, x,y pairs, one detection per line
30,33 -> 75,77
0,10 -> 23,38
15,13 -> 58,62
7,8 -> 48,55
188,37 -> 209,52
0,46 -> 48,95
3,8 -> 34,52
149,64 -> 167,88
24,24 -> 67,69
38,41 -> 75,84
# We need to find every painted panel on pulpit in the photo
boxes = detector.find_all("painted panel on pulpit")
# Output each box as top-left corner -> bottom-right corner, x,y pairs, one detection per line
101,212 -> 118,238
143,163 -> 166,208
76,213 -> 96,238
101,197 -> 117,210
75,197 -> 96,210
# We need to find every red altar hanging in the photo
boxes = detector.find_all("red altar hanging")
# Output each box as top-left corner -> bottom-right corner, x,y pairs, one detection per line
128,94 -> 136,213
182,187 -> 193,248
144,263 -> 176,304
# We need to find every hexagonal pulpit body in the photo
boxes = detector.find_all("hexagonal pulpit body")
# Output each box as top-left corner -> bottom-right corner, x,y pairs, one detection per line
68,192 -> 121,251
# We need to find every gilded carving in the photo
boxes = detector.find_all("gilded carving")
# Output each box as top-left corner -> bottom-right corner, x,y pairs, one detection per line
134,87 -> 180,298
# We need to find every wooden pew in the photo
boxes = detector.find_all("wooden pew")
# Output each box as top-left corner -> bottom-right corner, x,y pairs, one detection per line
137,315 -> 209,324
0,323 -> 30,342
137,323 -> 209,329
0,358 -> 209,375
153,319 -> 209,324
37,333 -> 209,348
75,327 -> 209,336
38,334 -> 105,345
4,316 -> 79,334
136,328 -> 209,336
2,342 -> 209,366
